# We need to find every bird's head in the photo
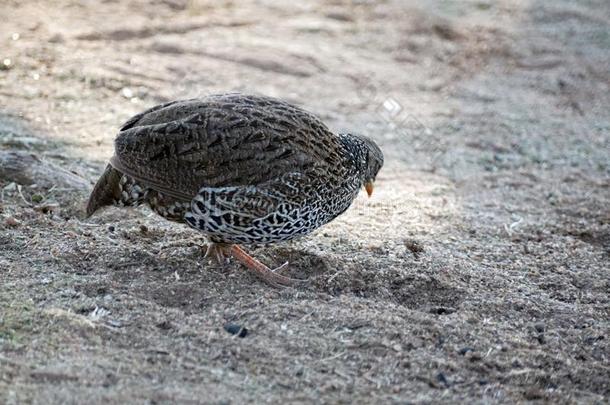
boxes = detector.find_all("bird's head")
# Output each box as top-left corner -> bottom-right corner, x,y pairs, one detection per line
340,133 -> 384,197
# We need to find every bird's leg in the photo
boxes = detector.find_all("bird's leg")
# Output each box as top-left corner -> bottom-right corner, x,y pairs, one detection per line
229,245 -> 306,288
203,242 -> 305,287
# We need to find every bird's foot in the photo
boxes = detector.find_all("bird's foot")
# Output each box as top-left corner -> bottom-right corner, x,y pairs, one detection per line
204,242 -> 305,288
203,242 -> 232,264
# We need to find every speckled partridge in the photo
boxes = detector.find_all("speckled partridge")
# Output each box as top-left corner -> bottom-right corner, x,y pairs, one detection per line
86,93 -> 384,287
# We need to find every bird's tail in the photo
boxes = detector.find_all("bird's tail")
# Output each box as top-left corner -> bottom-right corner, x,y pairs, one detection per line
86,164 -> 150,217
86,164 -> 123,218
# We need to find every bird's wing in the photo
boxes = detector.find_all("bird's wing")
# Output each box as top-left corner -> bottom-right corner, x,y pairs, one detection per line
111,94 -> 344,202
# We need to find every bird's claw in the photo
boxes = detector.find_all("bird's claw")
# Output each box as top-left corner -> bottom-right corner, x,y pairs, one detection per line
204,243 -> 231,265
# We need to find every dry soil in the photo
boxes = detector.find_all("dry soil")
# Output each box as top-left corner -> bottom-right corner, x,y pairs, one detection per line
0,0 -> 609,403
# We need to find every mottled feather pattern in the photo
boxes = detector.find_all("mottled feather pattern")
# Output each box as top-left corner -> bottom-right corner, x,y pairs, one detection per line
184,170 -> 361,244
87,93 -> 384,247
112,94 -> 342,197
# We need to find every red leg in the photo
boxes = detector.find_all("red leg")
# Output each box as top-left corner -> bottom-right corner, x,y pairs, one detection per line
229,245 -> 306,288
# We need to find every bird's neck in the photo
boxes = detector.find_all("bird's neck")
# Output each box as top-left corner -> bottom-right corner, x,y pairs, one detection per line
337,134 -> 367,183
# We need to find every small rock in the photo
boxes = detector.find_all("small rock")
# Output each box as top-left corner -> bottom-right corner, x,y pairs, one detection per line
436,372 -> 450,388
121,87 -> 134,99
156,320 -> 173,330
107,225 -> 115,232
224,323 -> 248,338
432,23 -> 462,41
1,58 -> 12,70
404,239 -> 425,257
4,216 -> 21,227
34,203 -> 58,214
3,182 -> 17,192
431,306 -> 455,315
524,388 -> 545,400
106,320 -> 122,328
467,352 -> 482,362
458,347 -> 474,355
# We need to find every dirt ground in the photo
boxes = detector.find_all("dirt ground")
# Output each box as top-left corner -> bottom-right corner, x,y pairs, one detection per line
1,0 -> 609,403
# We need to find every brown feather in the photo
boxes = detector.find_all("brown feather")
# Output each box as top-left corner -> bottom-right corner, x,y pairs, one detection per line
85,164 -> 122,217
111,94 -> 342,201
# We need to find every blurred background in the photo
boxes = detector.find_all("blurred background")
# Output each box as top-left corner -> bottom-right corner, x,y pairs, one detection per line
2,0 -> 605,167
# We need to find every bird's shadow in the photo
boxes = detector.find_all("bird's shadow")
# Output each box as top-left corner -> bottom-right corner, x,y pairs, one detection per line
89,239 -> 330,313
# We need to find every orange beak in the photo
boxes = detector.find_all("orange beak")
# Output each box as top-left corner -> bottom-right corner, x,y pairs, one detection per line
365,181 -> 374,197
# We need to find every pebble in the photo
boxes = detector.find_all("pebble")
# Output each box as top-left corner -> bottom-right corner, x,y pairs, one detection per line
1,58 -> 11,70
404,239 -> 425,256
436,372 -> 450,388
467,352 -> 482,362
224,323 -> 248,338
156,320 -> 173,330
121,87 -> 134,98
107,320 -> 122,328
4,216 -> 21,227
458,347 -> 474,355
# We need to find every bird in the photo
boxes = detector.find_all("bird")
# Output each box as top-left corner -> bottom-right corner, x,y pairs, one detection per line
86,93 -> 383,287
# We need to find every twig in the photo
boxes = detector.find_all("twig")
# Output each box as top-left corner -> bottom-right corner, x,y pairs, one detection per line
17,185 -> 33,206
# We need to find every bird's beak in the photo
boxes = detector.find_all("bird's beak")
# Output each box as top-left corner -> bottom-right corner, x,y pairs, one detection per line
365,181 -> 374,197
